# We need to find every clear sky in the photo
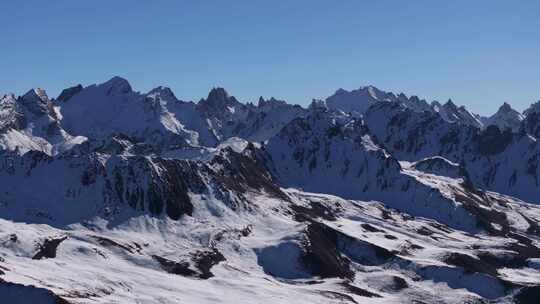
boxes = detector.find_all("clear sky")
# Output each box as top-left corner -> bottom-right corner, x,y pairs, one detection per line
1,1 -> 539,115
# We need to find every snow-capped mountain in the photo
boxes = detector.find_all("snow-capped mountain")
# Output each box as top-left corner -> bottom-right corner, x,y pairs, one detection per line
193,88 -> 306,143
1,77 -> 539,304
325,86 -> 390,114
59,77 -> 199,150
431,99 -> 484,128
0,89 -> 85,156
364,101 -> 540,202
0,77 -> 306,157
325,86 -> 432,115
484,102 -> 524,132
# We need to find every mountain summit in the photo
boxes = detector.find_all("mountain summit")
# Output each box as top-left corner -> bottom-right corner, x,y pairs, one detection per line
484,102 -> 524,131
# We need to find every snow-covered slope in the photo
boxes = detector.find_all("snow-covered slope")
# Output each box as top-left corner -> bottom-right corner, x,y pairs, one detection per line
1,174 -> 539,303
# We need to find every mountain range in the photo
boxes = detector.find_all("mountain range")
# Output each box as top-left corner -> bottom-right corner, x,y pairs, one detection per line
1,77 -> 539,304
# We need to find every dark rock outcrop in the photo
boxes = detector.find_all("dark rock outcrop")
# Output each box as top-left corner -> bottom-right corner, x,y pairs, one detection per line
32,236 -> 68,260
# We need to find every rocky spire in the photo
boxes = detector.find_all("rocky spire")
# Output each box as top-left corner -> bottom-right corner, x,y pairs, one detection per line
198,87 -> 240,111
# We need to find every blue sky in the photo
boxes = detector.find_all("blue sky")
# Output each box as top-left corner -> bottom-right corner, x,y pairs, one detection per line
1,1 -> 539,115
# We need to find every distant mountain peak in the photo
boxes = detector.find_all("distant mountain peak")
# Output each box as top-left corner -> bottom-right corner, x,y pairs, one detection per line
483,102 -> 524,132
197,87 -> 242,116
18,88 -> 51,116
444,99 -> 457,108
258,96 -> 286,108
101,76 -> 132,95
308,98 -> 328,111
207,87 -> 230,102
147,86 -> 178,102
495,102 -> 519,115
499,102 -> 512,111
324,85 -> 387,114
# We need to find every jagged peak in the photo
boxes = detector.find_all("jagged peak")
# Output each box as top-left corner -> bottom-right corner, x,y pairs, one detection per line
409,95 -> 421,102
359,85 -> 384,99
492,102 -> 522,118
482,102 -> 523,132
524,100 -> 540,116
397,92 -> 408,100
194,87 -> 244,118
99,76 -> 132,95
499,102 -> 513,112
198,87 -> 241,110
15,88 -> 52,117
386,92 -> 397,100
147,86 -> 177,101
330,85 -> 385,99
21,88 -> 49,103
308,98 -> 328,111
207,87 -> 229,102
1,93 -> 17,103
257,96 -> 287,108
443,99 -> 457,108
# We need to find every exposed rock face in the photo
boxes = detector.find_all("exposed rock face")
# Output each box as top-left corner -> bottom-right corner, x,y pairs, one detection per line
19,89 -> 53,117
56,85 -> 83,103
153,249 -> 225,279
32,236 -> 68,260
476,125 -> 514,155
301,222 -> 355,279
